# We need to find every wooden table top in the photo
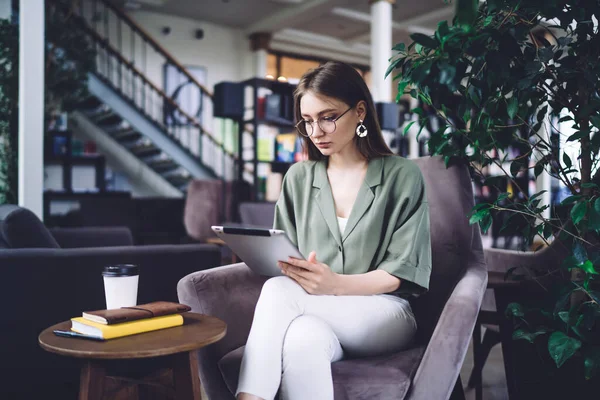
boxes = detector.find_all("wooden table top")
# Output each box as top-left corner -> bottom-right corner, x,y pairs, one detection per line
206,237 -> 226,245
38,312 -> 227,360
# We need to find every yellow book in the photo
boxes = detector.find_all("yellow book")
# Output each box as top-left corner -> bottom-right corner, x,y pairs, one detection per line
71,314 -> 183,340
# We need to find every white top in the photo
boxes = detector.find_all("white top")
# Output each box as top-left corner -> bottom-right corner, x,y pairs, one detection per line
337,216 -> 349,235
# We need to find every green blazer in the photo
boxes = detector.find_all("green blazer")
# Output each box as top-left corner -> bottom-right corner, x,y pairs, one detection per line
274,155 -> 432,297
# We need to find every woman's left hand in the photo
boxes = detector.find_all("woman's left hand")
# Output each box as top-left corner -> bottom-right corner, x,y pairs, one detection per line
279,251 -> 340,295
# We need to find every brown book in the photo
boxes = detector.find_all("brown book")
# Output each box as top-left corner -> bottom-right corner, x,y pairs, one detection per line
82,301 -> 191,325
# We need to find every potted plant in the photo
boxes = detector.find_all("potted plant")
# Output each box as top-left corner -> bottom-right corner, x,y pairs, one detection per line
0,1 -> 95,204
388,0 -> 600,396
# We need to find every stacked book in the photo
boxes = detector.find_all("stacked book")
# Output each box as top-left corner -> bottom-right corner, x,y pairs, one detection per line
71,301 -> 191,340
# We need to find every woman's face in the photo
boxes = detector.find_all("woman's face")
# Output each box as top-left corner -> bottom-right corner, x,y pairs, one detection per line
299,91 -> 366,157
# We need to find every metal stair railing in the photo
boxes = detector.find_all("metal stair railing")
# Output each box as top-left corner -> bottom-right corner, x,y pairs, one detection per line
66,0 -> 237,180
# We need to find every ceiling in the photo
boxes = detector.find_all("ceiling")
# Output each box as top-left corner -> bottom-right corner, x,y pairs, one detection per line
119,0 -> 453,46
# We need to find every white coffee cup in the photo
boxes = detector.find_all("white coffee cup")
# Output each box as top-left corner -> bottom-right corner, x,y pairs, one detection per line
102,264 -> 139,310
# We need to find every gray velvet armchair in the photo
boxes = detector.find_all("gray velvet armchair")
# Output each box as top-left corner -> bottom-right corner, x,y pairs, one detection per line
177,156 -> 488,400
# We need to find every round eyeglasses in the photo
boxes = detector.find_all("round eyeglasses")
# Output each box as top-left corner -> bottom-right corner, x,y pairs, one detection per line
295,106 -> 354,137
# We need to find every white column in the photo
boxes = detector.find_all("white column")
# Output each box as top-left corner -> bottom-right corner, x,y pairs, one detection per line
536,163 -> 552,220
249,32 -> 272,79
535,109 -> 552,220
370,0 -> 394,103
255,49 -> 268,78
406,94 -> 420,159
18,0 -> 44,218
0,0 -> 11,19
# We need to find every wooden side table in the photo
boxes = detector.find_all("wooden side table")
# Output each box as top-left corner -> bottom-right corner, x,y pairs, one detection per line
39,312 -> 226,400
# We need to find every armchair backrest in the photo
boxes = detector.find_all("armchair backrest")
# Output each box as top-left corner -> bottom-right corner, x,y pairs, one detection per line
239,202 -> 276,228
411,156 -> 483,342
0,205 -> 60,249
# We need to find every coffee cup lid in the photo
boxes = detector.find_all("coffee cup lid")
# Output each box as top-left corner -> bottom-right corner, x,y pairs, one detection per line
102,264 -> 139,277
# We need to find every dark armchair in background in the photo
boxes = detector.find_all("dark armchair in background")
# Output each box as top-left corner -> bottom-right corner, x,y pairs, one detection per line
0,204 -> 222,399
178,156 -> 489,400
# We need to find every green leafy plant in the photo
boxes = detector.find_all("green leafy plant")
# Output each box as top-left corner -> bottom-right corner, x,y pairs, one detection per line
389,0 -> 600,381
0,17 -> 19,205
0,1 -> 96,204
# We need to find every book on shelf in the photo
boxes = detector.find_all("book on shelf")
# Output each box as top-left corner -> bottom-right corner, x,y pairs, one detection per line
71,314 -> 183,340
257,125 -> 278,162
276,133 -> 296,163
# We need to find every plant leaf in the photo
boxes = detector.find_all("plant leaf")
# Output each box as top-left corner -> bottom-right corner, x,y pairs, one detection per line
480,214 -> 492,234
392,42 -> 406,52
403,121 -> 416,136
591,116 -> 600,130
469,208 -> 489,225
397,80 -> 410,97
584,346 -> 600,380
507,97 -> 518,119
582,183 -> 599,189
513,328 -> 548,343
580,260 -> 599,275
496,192 -> 509,203
510,160 -> 524,177
591,201 -> 600,232
529,190 -> 547,203
562,195 -> 583,205
558,311 -> 571,326
505,302 -> 525,318
563,153 -> 572,169
548,331 -> 582,368
571,201 -> 587,225
436,20 -> 450,42
410,33 -> 439,50
385,57 -> 402,79
554,288 -> 574,314
567,131 -> 589,142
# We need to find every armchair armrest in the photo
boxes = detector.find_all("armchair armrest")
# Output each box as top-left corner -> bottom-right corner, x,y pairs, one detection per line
177,263 -> 268,399
49,226 -> 134,248
484,245 -> 561,274
408,258 -> 488,400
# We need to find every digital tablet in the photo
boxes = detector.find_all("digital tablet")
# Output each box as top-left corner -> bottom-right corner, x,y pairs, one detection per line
211,226 -> 305,276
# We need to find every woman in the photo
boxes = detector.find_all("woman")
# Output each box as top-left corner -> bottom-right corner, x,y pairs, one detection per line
237,61 -> 432,400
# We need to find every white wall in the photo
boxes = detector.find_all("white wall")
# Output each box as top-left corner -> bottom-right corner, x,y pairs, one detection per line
126,10 -> 253,91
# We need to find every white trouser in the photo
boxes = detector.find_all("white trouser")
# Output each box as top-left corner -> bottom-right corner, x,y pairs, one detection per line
236,276 -> 417,400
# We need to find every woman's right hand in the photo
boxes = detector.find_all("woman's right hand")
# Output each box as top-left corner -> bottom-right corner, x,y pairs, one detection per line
278,251 -> 341,295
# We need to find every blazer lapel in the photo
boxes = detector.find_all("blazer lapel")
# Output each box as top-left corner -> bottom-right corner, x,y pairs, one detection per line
313,161 -> 342,248
342,157 -> 383,242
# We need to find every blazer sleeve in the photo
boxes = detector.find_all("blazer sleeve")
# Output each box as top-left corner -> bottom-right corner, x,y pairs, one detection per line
376,167 -> 432,297
273,171 -> 298,246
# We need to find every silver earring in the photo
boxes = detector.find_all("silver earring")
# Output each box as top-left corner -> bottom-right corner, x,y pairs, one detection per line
356,120 -> 368,137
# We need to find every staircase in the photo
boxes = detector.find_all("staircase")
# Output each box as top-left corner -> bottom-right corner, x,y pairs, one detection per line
60,0 -> 237,193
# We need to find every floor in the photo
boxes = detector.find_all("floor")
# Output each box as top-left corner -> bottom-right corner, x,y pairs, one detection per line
460,328 -> 509,400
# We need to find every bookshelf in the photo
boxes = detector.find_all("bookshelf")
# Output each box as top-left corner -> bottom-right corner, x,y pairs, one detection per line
236,78 -> 305,201
44,130 -> 107,193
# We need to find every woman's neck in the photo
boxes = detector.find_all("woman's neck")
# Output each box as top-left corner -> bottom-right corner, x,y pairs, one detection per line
327,146 -> 367,171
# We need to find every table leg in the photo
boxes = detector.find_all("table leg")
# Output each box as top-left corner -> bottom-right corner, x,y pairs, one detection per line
494,288 -> 518,400
472,318 -> 483,400
79,361 -> 106,400
172,351 -> 202,400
